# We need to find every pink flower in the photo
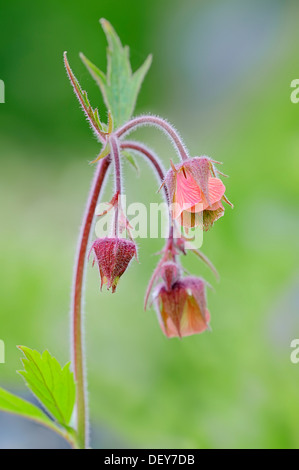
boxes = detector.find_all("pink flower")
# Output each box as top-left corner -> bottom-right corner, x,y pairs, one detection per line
164,157 -> 232,230
91,237 -> 137,293
155,276 -> 210,338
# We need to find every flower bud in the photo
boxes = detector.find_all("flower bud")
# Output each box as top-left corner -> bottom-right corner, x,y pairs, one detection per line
155,276 -> 210,338
92,237 -> 137,293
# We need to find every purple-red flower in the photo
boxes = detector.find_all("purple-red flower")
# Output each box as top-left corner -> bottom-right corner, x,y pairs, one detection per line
164,157 -> 232,230
160,261 -> 180,291
91,237 -> 137,293
154,276 -> 210,338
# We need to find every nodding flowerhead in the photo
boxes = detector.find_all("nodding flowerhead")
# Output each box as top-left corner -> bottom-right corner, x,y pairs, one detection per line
91,237 -> 137,293
164,157 -> 232,230
154,276 -> 210,338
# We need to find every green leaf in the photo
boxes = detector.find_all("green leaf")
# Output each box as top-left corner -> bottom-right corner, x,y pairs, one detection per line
0,385 -> 54,428
0,386 -> 78,447
18,346 -> 76,428
91,111 -> 114,163
92,141 -> 111,164
80,18 -> 152,129
121,150 -> 140,175
64,52 -> 106,139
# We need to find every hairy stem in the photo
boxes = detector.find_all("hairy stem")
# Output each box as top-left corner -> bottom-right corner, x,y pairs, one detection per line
120,140 -> 169,203
110,135 -> 122,237
120,140 -> 174,237
116,115 -> 189,161
71,156 -> 111,449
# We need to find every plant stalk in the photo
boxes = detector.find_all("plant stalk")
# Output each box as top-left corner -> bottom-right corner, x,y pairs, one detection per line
109,135 -> 122,237
116,115 -> 189,161
71,155 -> 111,449
120,140 -> 169,203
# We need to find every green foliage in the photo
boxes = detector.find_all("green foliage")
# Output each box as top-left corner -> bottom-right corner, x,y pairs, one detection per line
0,385 -> 57,430
80,18 -> 152,129
0,384 -> 78,446
121,150 -> 140,174
18,346 -> 76,429
64,52 -> 106,138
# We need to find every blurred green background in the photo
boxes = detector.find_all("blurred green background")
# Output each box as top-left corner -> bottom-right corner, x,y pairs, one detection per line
1,0 -> 299,449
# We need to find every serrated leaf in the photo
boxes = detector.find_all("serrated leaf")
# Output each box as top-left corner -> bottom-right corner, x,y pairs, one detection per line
64,52 -> 106,139
18,346 -> 76,428
80,18 -> 152,129
121,150 -> 140,175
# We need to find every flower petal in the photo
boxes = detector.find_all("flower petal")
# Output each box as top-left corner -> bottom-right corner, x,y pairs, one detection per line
202,177 -> 225,210
180,210 -> 203,228
203,204 -> 224,231
180,297 -> 210,337
157,282 -> 188,338
172,171 -> 203,219
185,157 -> 212,205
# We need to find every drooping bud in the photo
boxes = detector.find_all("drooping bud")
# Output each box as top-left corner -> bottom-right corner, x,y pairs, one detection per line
92,237 -> 137,293
154,276 -> 210,338
156,281 -> 188,336
144,254 -> 182,310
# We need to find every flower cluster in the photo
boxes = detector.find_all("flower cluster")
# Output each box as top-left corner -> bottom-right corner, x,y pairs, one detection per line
65,21 -> 233,340
62,18 -> 234,450
88,148 -> 232,338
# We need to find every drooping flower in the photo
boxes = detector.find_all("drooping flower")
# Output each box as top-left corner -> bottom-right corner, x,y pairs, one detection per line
164,157 -> 232,230
91,237 -> 137,293
154,276 -> 210,338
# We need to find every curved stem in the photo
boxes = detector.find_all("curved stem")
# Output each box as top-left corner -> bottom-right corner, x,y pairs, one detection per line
71,156 -> 111,449
116,115 -> 189,161
120,140 -> 169,203
120,140 -> 175,238
120,141 -> 183,309
121,139 -> 173,240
